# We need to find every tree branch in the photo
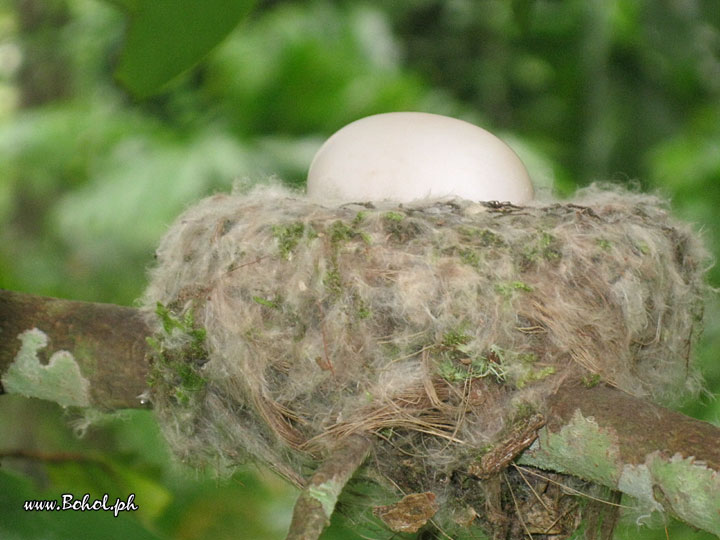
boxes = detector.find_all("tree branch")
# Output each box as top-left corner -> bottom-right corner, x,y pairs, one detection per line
2,289 -> 719,535
285,434 -> 372,540
520,382 -> 720,536
0,289 -> 150,409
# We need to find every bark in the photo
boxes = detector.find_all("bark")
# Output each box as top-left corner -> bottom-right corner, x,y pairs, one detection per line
520,382 -> 720,536
285,434 -> 372,540
1,288 -> 719,535
0,289 -> 151,409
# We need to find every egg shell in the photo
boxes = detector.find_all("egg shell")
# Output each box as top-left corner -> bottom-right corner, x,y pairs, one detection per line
307,112 -> 533,204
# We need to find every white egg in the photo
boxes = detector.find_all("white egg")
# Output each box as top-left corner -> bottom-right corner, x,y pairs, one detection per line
307,112 -> 533,204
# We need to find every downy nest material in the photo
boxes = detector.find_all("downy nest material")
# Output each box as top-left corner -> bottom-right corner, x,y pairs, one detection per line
143,183 -> 708,534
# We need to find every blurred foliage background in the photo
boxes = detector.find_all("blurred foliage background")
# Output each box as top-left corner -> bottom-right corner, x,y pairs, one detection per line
1,0 -> 719,538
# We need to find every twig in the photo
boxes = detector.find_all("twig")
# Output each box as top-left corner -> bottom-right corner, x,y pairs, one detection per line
286,433 -> 372,540
503,470 -> 533,539
0,448 -> 95,463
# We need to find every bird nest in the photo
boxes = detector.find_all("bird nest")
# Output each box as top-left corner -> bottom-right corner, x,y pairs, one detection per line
143,183 -> 708,538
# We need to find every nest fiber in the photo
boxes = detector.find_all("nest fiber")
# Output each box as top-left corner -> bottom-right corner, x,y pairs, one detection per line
143,183 -> 707,528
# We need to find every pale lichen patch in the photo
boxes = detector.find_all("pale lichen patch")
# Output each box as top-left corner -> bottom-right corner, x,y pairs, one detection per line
617,462 -> 665,518
646,453 -> 720,535
519,409 -> 621,485
307,478 -> 344,519
2,328 -> 91,408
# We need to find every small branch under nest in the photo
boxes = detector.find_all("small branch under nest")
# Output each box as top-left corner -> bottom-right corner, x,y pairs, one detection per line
285,433 -> 372,540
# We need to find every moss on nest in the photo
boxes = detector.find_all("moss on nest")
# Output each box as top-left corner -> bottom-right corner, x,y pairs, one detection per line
142,183 -> 709,536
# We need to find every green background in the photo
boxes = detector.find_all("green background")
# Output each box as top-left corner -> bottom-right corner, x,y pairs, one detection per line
0,0 -> 718,538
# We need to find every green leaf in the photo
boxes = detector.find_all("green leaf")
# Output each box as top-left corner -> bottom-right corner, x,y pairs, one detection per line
110,0 -> 255,98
